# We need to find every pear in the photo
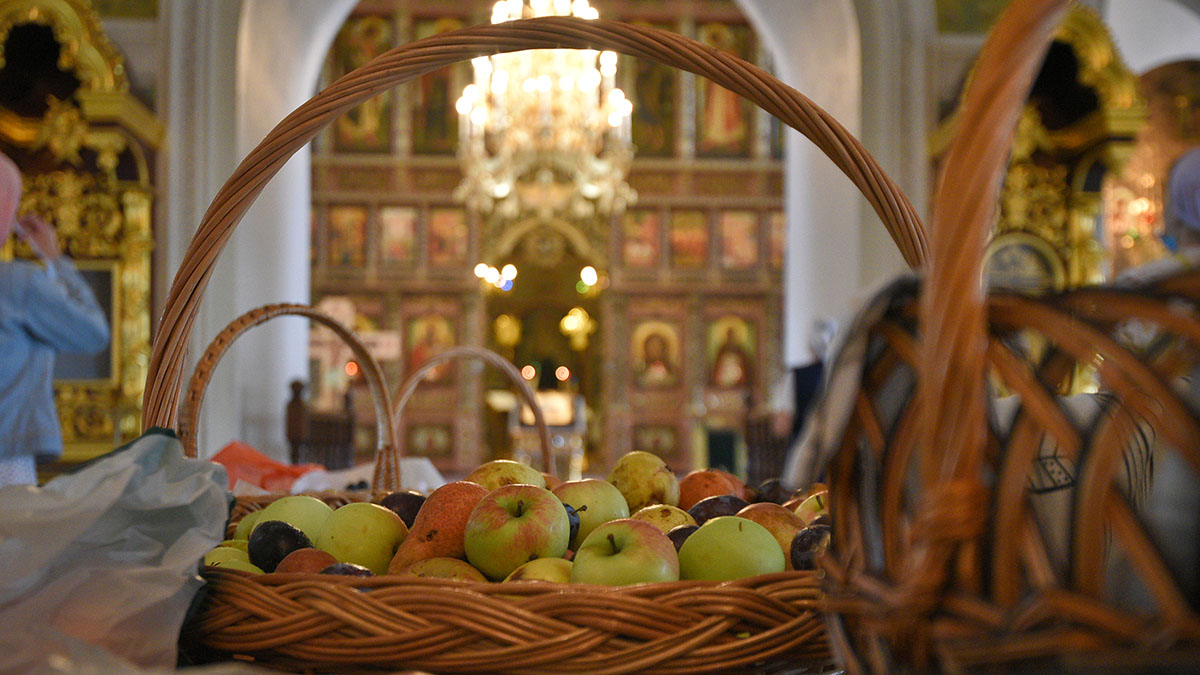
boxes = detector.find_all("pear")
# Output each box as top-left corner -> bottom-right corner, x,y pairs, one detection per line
388,480 -> 489,574
607,451 -> 680,512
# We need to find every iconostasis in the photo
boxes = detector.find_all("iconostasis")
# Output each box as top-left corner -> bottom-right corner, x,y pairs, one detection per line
309,0 -> 785,476
0,0 -> 159,476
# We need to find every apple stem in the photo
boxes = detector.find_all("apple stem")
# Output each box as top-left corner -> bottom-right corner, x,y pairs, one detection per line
516,499 -> 524,517
607,533 -> 618,554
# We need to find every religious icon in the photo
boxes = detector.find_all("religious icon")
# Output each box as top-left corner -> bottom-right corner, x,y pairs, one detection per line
333,15 -> 392,152
768,211 -> 785,269
379,206 -> 417,265
695,22 -> 752,157
707,316 -> 755,389
407,314 -> 455,384
327,205 -> 367,267
408,424 -> 452,457
669,210 -> 709,268
428,208 -> 468,267
412,17 -> 466,154
631,320 -> 681,389
633,425 -> 677,458
720,210 -> 759,269
628,20 -> 678,157
623,209 -> 661,268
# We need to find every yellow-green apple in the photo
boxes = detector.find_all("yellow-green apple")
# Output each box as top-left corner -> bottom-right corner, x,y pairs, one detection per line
504,557 -> 573,583
204,546 -> 249,566
552,478 -> 630,549
232,510 -> 263,540
464,484 -> 570,581
678,469 -> 738,511
569,518 -> 679,586
316,502 -> 409,575
218,539 -> 248,552
736,502 -> 807,569
607,451 -> 680,512
212,559 -> 263,574
251,495 -> 334,542
465,459 -> 546,491
274,547 -> 338,574
629,504 -> 697,533
792,489 -> 828,526
678,516 -> 785,581
388,481 -> 489,573
401,557 -> 488,582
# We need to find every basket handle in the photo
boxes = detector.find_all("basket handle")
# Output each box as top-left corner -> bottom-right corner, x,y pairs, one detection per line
143,16 -> 928,433
177,304 -> 399,478
919,0 -> 1071,491
387,346 -> 554,479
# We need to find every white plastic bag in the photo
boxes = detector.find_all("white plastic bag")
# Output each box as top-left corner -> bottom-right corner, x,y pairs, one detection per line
0,430 -> 231,672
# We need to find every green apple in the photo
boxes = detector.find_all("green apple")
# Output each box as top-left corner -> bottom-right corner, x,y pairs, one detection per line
552,478 -> 630,549
401,557 -> 488,582
736,502 -> 807,569
678,516 -> 785,581
204,546 -> 250,566
252,495 -> 334,542
465,459 -> 546,491
211,558 -> 264,574
315,502 -> 409,575
464,484 -> 569,581
504,557 -> 573,583
629,504 -> 697,533
793,490 -> 828,526
232,510 -> 263,540
218,539 -> 249,552
570,518 -> 679,586
607,451 -> 680,512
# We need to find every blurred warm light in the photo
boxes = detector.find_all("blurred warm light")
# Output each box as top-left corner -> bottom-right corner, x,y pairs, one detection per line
501,264 -> 518,280
555,366 -> 570,381
1129,197 -> 1151,216
521,364 -> 536,380
344,361 -> 360,377
580,265 -> 598,286
474,262 -> 489,278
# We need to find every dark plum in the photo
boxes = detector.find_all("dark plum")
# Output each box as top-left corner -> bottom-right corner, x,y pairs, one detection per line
377,490 -> 426,528
687,494 -> 751,526
808,513 -> 831,529
666,524 -> 698,552
319,562 -> 375,576
247,520 -> 313,572
563,503 -> 581,545
755,478 -> 792,505
790,524 -> 831,571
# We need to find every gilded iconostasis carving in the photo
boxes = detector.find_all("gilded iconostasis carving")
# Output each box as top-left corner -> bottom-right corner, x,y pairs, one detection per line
0,0 -> 159,472
310,0 -> 785,475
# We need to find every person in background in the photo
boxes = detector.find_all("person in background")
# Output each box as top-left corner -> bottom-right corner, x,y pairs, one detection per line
770,318 -> 837,444
0,152 -> 108,487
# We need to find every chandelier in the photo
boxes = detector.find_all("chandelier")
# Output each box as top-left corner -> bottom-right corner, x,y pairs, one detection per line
454,0 -> 635,223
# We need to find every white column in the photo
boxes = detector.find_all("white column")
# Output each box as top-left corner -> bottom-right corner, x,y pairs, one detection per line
158,0 -> 355,460
157,0 -> 244,457
738,0 -> 866,367
228,0 -> 356,459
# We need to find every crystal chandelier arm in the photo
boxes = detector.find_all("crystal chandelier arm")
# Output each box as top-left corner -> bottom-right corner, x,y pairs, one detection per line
145,16 -> 925,431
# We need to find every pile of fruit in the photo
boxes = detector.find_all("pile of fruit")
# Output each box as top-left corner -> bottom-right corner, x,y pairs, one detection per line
204,451 -> 830,585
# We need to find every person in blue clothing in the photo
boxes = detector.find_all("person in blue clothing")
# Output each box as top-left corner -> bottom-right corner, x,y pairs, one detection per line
0,152 -> 108,487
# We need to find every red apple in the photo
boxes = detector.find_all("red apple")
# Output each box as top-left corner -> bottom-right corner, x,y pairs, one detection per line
463,484 -> 570,581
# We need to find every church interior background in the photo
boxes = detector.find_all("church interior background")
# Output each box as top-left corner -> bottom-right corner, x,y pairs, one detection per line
0,0 -> 1197,480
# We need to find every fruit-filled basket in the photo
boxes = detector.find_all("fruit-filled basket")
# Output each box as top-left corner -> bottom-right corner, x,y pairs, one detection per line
151,12 -> 933,675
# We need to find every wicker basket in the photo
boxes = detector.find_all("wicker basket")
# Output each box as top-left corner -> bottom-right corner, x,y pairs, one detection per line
147,14 -> 935,675
811,0 -> 1200,672
177,302 -> 400,524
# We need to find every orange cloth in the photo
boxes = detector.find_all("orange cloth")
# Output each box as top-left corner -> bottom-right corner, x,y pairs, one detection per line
210,441 -> 323,492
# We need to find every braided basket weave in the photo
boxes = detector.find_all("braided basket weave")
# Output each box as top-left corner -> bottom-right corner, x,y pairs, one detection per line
148,13 -> 931,674
812,0 -> 1200,671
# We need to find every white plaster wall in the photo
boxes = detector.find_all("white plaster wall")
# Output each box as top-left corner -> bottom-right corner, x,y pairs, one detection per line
159,0 -> 355,460
1106,0 -> 1200,72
